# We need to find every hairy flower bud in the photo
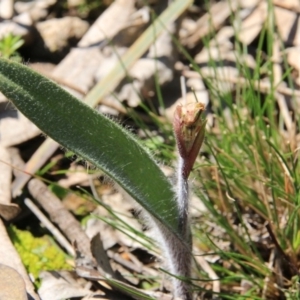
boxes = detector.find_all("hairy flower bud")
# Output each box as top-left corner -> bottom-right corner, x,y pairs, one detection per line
173,102 -> 206,179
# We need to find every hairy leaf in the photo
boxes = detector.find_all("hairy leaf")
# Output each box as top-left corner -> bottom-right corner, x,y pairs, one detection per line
0,58 -> 179,235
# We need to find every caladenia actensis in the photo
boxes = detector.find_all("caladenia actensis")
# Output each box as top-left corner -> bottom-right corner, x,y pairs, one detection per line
173,102 -> 206,180
173,101 -> 206,235
170,101 -> 206,299
0,58 -> 207,300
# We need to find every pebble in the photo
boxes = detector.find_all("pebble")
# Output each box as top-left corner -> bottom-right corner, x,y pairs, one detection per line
0,0 -> 14,19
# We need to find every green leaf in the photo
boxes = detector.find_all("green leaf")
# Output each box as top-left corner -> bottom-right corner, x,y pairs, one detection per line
0,58 -> 179,235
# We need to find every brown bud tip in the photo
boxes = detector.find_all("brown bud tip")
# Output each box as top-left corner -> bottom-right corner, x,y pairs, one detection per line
173,102 -> 206,178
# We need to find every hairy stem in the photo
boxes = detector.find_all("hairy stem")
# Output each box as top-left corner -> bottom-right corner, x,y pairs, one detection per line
172,155 -> 193,299
168,100 -> 206,299
177,156 -> 191,241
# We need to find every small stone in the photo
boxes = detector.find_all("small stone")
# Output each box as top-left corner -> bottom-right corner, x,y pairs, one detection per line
34,17 -> 89,60
15,0 -> 56,22
0,0 -> 14,19
37,17 -> 89,51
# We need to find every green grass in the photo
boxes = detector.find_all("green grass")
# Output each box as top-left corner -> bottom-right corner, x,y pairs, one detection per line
0,33 -> 23,60
182,1 -> 300,299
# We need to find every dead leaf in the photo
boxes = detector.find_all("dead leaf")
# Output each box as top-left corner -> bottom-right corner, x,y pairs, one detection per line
238,1 -> 268,45
275,6 -> 300,45
0,264 -> 27,300
0,145 -> 21,220
287,47 -> 300,85
0,203 -> 21,221
52,0 -> 137,93
38,271 -> 98,300
91,233 -> 118,279
0,109 -> 41,147
183,0 -> 239,48
0,145 -> 11,204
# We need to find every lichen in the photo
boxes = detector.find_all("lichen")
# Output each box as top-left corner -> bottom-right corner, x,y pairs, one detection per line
8,226 -> 72,282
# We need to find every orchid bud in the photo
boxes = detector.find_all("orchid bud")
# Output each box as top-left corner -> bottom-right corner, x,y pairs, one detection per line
173,102 -> 206,179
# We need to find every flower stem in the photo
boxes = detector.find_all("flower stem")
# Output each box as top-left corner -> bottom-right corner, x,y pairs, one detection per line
170,100 -> 206,299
